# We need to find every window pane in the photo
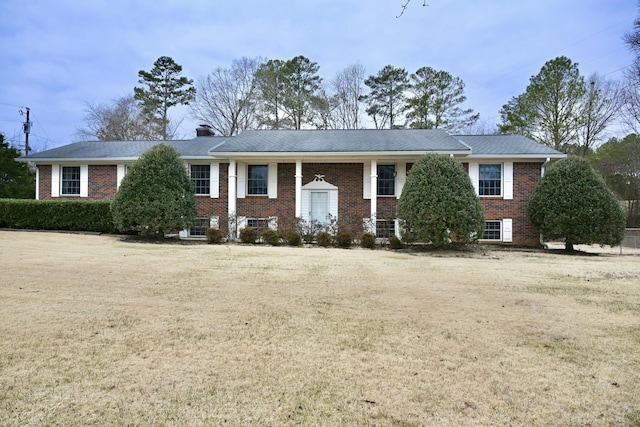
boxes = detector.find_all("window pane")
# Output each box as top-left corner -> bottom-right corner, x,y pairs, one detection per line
189,218 -> 209,236
376,219 -> 396,239
482,221 -> 501,240
479,164 -> 501,196
377,165 -> 395,196
247,218 -> 268,232
248,165 -> 268,195
61,166 -> 80,195
191,165 -> 210,195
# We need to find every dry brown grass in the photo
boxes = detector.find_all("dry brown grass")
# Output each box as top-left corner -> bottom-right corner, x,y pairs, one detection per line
1,230 -> 639,426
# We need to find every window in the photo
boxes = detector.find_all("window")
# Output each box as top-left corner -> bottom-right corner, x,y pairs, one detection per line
246,218 -> 269,233
479,164 -> 501,196
376,219 -> 396,239
377,165 -> 395,196
190,165 -> 210,195
248,165 -> 268,195
61,166 -> 80,195
189,218 -> 210,237
482,221 -> 501,240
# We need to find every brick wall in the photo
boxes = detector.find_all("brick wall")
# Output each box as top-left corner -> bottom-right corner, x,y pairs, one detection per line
195,163 -> 229,232
36,160 -> 545,246
477,162 -> 542,246
38,165 -> 52,200
89,165 -> 118,199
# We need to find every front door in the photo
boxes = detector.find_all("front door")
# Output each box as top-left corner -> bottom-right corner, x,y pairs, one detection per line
310,191 -> 329,223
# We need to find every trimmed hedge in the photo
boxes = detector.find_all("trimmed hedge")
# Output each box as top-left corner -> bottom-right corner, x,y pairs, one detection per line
0,199 -> 117,233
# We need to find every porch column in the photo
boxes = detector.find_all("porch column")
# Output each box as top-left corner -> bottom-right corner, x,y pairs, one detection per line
370,160 -> 377,233
228,160 -> 237,239
295,160 -> 302,218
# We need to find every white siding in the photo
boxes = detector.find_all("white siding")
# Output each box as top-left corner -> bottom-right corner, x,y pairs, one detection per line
301,189 -> 310,222
329,189 -> 339,218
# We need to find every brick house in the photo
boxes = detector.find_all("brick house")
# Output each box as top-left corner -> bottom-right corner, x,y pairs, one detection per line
22,128 -> 564,246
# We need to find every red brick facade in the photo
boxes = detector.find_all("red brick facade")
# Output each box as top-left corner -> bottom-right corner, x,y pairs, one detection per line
36,160 -> 545,246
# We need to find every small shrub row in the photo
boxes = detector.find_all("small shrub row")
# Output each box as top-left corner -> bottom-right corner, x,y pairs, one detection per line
0,199 -> 117,233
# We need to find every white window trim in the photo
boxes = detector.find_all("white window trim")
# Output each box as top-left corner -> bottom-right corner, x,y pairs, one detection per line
237,163 -> 277,199
180,216 -> 220,239
480,218 -> 513,243
53,165 -> 88,197
469,162 -> 513,200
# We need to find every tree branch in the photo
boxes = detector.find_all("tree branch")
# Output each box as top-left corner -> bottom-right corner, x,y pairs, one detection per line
396,0 -> 428,18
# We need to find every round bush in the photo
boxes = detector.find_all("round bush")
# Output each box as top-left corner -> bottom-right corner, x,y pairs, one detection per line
388,235 -> 404,249
206,227 -> 225,244
335,231 -> 353,248
285,231 -> 303,247
359,232 -> 376,249
239,227 -> 258,244
315,231 -> 332,247
397,153 -> 484,247
261,228 -> 280,246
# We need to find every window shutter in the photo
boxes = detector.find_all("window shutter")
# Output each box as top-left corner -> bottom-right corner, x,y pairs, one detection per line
503,218 -> 513,242
80,165 -> 89,197
117,165 -> 126,189
51,164 -> 60,197
210,216 -> 219,229
237,162 -> 246,198
396,163 -> 406,199
210,163 -> 220,198
503,162 -> 513,200
268,163 -> 277,199
468,163 -> 479,194
268,216 -> 278,230
363,162 -> 371,199
237,216 -> 246,231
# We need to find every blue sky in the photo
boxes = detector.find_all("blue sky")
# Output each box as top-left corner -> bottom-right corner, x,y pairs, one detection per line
0,0 -> 636,151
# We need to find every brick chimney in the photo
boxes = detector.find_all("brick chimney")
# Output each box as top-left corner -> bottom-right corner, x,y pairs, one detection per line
196,124 -> 215,137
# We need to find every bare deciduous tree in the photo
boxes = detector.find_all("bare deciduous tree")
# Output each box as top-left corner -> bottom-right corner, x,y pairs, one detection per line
329,63 -> 366,129
191,57 -> 263,136
76,95 -> 163,141
577,73 -> 623,156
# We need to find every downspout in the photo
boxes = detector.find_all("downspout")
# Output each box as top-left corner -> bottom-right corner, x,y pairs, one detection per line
539,158 -> 551,249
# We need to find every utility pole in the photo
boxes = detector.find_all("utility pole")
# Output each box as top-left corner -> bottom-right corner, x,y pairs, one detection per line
21,107 -> 31,156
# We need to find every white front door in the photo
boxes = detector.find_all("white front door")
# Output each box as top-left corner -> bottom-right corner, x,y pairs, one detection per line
310,191 -> 329,223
